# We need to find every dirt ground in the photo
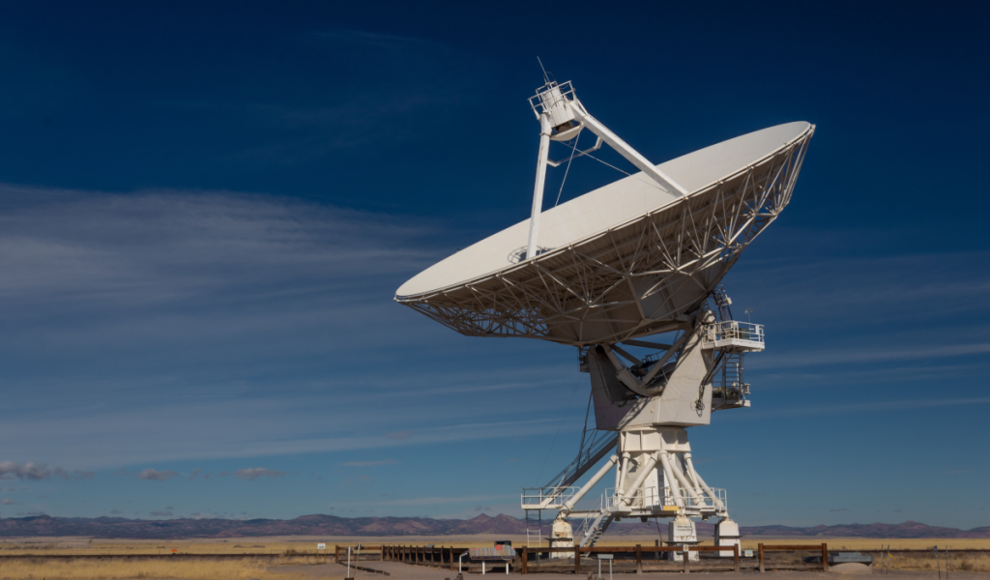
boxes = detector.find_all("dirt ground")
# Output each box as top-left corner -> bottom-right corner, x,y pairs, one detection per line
278,560 -> 989,580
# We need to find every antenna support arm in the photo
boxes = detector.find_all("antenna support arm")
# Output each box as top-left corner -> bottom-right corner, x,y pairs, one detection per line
568,99 -> 688,196
526,113 -> 553,260
559,454 -> 619,516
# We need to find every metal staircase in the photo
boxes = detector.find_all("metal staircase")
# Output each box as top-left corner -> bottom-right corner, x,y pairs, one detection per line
579,509 -> 616,547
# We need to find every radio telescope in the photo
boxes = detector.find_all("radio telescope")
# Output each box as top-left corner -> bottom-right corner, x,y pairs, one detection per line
396,74 -> 814,558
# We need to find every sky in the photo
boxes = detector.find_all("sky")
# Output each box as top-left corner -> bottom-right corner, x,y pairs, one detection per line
0,1 -> 988,530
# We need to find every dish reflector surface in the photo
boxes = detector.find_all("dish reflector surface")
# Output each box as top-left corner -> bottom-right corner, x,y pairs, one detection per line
397,121 -> 814,346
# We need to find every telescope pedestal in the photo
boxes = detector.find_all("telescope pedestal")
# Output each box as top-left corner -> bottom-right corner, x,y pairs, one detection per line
669,515 -> 700,562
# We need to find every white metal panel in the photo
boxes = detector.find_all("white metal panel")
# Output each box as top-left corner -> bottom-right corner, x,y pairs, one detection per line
396,122 -> 814,345
397,122 -> 809,298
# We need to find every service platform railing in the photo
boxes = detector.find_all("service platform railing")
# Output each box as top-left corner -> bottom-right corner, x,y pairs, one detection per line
605,486 -> 727,513
521,486 -> 578,510
702,321 -> 765,351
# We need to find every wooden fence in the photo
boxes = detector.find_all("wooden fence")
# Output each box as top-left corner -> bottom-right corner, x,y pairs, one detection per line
379,543 -> 833,574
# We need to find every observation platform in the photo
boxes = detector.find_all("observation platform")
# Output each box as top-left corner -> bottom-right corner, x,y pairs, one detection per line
702,322 -> 765,351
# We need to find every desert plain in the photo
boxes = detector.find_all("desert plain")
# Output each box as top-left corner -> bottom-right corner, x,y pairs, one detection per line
1,536 -> 988,580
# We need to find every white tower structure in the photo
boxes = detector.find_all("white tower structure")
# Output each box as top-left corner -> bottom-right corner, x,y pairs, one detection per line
396,74 -> 814,556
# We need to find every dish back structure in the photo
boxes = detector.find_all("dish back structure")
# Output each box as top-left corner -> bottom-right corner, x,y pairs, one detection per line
396,120 -> 813,346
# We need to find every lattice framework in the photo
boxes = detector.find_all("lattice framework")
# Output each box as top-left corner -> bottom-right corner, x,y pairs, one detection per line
399,127 -> 813,346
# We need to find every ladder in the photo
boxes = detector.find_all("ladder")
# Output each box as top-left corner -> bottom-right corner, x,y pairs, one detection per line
525,510 -> 542,548
722,353 -> 743,390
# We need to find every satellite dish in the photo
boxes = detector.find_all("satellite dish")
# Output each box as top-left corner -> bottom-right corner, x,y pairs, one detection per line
396,95 -> 813,346
395,73 -> 815,555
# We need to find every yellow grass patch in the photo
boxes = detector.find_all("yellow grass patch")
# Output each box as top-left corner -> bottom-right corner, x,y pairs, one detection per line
0,558 -> 338,580
746,537 -> 990,551
878,552 -> 990,573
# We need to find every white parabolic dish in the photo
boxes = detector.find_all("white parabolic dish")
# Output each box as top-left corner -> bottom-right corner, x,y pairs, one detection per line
396,121 -> 815,346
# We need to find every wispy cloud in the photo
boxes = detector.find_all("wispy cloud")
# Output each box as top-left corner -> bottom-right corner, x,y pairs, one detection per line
0,461 -> 52,480
54,468 -> 94,481
154,30 -> 479,163
752,342 -> 990,370
231,468 -> 285,481
729,397 -> 990,421
341,459 -> 396,467
138,469 -> 179,482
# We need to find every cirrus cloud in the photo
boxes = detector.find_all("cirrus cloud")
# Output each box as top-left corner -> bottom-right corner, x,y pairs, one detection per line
0,461 -> 51,480
138,469 -> 179,482
232,468 -> 285,481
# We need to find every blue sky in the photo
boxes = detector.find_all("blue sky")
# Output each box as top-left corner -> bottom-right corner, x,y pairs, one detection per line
0,1 -> 988,530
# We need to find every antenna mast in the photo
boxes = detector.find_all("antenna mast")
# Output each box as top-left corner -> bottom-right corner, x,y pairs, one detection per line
524,69 -> 688,260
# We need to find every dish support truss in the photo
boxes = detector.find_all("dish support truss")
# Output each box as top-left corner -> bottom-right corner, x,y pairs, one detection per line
521,310 -> 761,555
396,123 -> 813,346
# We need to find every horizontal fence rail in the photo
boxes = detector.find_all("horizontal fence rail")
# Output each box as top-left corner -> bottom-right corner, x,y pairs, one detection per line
378,542 -> 845,574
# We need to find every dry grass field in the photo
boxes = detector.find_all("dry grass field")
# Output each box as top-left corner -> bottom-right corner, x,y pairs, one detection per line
0,537 -> 334,556
0,558 -> 341,580
0,538 -> 337,580
1,535 -> 988,578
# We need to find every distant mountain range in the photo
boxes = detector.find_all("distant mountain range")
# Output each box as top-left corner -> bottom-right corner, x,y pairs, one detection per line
1,513 -> 988,539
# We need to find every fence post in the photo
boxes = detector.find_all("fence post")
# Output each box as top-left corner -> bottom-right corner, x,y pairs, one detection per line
635,544 -> 643,574
521,547 -> 528,575
822,543 -> 828,573
574,546 -> 581,575
758,543 -> 764,573
683,547 -> 690,574
733,545 -> 740,573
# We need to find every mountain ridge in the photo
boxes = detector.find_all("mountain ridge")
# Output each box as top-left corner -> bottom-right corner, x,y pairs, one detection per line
1,514 -> 988,539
